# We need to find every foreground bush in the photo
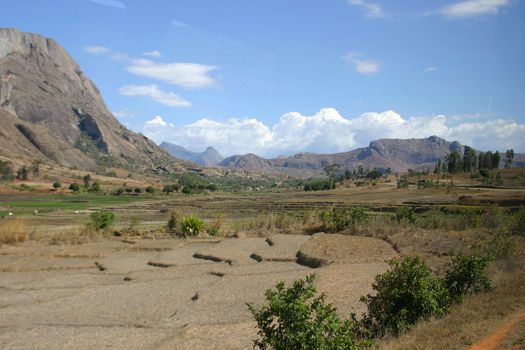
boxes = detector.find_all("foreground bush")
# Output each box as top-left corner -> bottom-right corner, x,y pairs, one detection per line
248,275 -> 372,350
360,256 -> 450,337
89,211 -> 115,231
444,253 -> 492,303
179,215 -> 206,237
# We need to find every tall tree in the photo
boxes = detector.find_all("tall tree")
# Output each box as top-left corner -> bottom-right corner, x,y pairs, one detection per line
446,151 -> 462,174
504,149 -> 515,168
492,151 -> 501,169
463,146 -> 477,172
324,163 -> 340,190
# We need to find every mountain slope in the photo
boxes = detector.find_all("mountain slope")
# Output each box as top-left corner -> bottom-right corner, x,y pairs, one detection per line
160,142 -> 224,166
220,136 -> 463,177
0,28 -> 182,173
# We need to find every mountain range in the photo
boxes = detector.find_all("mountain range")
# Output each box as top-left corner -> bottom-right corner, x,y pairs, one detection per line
0,28 -> 182,173
160,142 -> 224,166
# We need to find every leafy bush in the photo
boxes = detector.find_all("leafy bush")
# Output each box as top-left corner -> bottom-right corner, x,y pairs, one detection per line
395,206 -> 416,224
397,176 -> 409,188
114,187 -> 125,195
319,207 -> 368,232
0,160 -> 14,181
162,184 -> 177,194
89,182 -> 101,193
444,253 -> 492,304
89,211 -> 115,231
69,183 -> 80,192
179,215 -> 206,237
145,186 -> 155,194
248,274 -> 371,350
360,256 -> 450,337
134,187 -> 142,193
304,178 -> 334,192
182,186 -> 192,194
52,181 -> 61,189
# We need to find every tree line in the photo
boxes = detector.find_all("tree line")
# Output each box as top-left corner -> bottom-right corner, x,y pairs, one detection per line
435,147 -> 514,175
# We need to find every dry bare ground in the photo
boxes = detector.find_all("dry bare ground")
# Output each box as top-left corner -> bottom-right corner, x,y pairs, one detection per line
0,234 -> 397,349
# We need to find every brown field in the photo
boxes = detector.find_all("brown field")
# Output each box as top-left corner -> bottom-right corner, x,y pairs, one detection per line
0,169 -> 524,349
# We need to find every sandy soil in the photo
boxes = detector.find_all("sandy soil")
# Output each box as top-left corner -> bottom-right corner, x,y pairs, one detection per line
0,234 -> 397,349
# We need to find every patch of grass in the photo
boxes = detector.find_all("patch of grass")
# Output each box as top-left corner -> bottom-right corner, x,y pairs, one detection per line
0,218 -> 27,244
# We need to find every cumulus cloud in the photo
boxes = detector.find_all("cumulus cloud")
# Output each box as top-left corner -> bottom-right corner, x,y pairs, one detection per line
127,59 -> 217,88
142,109 -> 525,157
88,0 -> 126,10
440,0 -> 510,18
142,50 -> 161,58
343,52 -> 382,75
119,84 -> 191,107
348,0 -> 384,17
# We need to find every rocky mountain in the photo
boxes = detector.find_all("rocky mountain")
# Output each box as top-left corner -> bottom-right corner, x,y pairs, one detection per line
220,136 -> 463,177
0,28 -> 183,173
160,142 -> 224,166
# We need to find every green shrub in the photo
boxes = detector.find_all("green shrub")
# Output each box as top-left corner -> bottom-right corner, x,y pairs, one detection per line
319,207 -> 368,232
182,186 -> 192,194
166,210 -> 180,232
444,253 -> 492,304
52,181 -> 61,189
395,206 -> 416,224
69,183 -> 80,192
89,211 -> 115,231
163,184 -> 177,194
179,215 -> 206,237
145,186 -> 155,194
134,187 -> 142,193
248,274 -> 371,350
89,182 -> 101,193
360,256 -> 450,337
207,227 -> 220,236
511,206 -> 525,235
114,187 -> 124,195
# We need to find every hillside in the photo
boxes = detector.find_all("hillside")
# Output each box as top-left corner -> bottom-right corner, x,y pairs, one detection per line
0,28 -> 183,173
220,136 -> 463,177
160,142 -> 224,166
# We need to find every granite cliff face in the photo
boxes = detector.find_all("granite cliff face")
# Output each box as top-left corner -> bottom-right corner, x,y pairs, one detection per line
220,136 -> 464,177
0,28 -> 181,172
160,142 -> 224,166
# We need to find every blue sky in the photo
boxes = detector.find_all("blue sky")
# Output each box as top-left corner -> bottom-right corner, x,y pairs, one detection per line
1,0 -> 524,156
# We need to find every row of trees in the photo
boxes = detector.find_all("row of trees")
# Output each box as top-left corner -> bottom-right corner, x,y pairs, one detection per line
436,148 -> 515,175
0,160 -> 41,181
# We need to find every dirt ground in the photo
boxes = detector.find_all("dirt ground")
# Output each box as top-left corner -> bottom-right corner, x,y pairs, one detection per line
0,234 -> 397,349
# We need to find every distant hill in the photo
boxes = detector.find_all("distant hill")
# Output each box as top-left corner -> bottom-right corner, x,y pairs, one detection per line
220,136 -> 464,177
0,28 -> 183,173
160,142 -> 224,166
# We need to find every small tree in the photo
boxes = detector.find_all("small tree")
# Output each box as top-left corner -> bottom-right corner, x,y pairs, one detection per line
444,253 -> 492,303
134,187 -> 142,193
31,159 -> 42,177
145,186 -> 155,194
89,182 -> 101,193
324,164 -> 340,190
0,160 -> 14,181
16,165 -> 29,180
89,210 -> 115,230
69,182 -> 80,192
83,174 -> 91,188
52,181 -> 61,189
248,274 -> 370,350
162,184 -> 176,194
505,149 -> 515,168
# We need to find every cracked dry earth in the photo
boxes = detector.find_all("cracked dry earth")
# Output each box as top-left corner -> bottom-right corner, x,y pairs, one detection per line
0,234 -> 397,349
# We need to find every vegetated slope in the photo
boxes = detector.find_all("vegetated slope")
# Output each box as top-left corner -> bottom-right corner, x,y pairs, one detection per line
220,136 -> 463,177
160,142 -> 224,166
0,28 -> 183,173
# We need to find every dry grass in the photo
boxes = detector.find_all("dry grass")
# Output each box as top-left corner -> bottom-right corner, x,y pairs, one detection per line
380,238 -> 525,350
0,218 -> 28,244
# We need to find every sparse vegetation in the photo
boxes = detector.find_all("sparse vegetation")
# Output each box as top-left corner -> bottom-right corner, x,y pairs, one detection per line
0,218 -> 27,244
179,215 -> 206,237
88,210 -> 115,231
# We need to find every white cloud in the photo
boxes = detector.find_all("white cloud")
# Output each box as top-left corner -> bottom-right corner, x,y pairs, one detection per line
88,0 -> 126,10
119,84 -> 191,107
84,46 -> 217,89
348,0 -> 384,17
142,50 -> 161,58
171,19 -> 190,28
424,67 -> 437,72
142,109 -> 525,157
343,52 -> 382,75
84,46 -> 111,55
126,59 -> 217,88
440,0 -> 510,18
